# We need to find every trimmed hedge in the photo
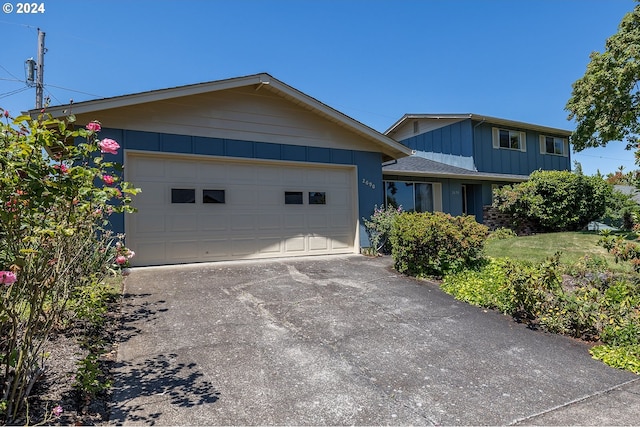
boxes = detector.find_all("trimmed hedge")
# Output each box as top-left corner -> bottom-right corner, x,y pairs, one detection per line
390,212 -> 488,278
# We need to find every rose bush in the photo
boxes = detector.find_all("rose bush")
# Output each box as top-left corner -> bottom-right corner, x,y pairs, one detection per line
0,108 -> 139,423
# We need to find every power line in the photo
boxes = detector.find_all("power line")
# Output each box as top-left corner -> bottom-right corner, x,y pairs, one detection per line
0,86 -> 30,99
0,64 -> 22,81
44,83 -> 103,98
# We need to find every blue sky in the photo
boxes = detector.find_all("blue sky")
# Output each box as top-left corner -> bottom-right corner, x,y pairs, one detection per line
0,0 -> 636,176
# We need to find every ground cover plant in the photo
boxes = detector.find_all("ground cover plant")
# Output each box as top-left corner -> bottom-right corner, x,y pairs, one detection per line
442,230 -> 640,374
0,109 -> 139,424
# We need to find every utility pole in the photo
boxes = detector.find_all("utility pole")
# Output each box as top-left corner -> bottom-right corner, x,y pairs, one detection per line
35,29 -> 45,109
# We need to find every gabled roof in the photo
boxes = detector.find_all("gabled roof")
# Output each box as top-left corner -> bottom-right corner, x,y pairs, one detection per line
35,73 -> 412,161
385,113 -> 572,138
383,156 -> 529,182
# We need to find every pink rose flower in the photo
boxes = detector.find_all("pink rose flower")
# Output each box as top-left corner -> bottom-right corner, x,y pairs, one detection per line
99,138 -> 120,155
86,121 -> 101,132
1,271 -> 17,285
3,110 -> 9,118
102,174 -> 115,185
52,405 -> 63,417
54,164 -> 69,174
116,255 -> 127,265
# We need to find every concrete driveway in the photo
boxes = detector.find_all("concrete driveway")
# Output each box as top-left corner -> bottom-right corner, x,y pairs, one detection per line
109,255 -> 639,425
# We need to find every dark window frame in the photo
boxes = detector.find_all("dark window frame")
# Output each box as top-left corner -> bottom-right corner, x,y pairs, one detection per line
171,188 -> 196,204
203,189 -> 226,204
309,191 -> 326,205
285,191 -> 304,205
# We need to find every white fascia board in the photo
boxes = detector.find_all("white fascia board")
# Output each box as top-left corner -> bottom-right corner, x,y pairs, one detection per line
31,74 -> 271,117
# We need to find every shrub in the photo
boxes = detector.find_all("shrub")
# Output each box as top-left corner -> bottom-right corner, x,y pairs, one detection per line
487,227 -> 517,241
0,111 -> 139,423
390,212 -> 488,277
363,204 -> 402,254
493,170 -> 610,231
598,230 -> 640,272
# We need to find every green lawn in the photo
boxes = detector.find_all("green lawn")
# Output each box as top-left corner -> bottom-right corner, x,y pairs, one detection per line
485,231 -> 632,273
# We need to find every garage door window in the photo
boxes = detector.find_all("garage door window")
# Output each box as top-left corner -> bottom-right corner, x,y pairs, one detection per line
171,188 -> 196,203
309,192 -> 326,205
203,189 -> 225,204
285,191 -> 303,204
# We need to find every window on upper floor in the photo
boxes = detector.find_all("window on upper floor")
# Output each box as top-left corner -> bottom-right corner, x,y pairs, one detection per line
492,127 -> 526,152
540,135 -> 568,156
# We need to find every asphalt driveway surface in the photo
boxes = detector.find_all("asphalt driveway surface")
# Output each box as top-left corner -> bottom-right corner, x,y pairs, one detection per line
109,255 -> 638,425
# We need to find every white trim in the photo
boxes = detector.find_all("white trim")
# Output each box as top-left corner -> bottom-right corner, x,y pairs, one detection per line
492,127 -> 526,152
33,73 -> 412,161
540,135 -> 569,157
385,113 -> 571,137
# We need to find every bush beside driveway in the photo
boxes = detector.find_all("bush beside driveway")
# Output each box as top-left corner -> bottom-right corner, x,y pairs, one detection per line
110,255 -> 637,426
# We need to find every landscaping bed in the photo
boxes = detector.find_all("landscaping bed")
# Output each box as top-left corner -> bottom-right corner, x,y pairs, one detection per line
10,280 -> 123,426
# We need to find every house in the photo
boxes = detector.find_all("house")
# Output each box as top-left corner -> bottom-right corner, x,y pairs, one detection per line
41,73 -> 412,266
382,114 -> 572,223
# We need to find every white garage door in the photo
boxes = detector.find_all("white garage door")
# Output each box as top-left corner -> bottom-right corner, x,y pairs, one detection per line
125,152 -> 358,266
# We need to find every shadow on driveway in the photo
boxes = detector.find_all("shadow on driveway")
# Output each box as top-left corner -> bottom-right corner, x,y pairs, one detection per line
108,255 -> 638,426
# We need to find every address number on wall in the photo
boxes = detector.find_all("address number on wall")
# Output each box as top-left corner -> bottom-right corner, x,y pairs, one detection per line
362,178 -> 376,190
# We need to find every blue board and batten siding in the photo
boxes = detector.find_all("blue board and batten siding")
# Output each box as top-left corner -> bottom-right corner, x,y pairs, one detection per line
400,121 -> 474,157
398,119 -> 570,175
472,121 -> 570,174
100,128 -> 384,247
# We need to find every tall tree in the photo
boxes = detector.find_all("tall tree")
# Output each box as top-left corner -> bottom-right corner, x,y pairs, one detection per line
566,2 -> 640,152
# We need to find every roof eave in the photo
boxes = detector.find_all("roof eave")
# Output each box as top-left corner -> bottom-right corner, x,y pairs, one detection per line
385,113 -> 572,137
32,73 -> 412,161
382,169 -> 530,182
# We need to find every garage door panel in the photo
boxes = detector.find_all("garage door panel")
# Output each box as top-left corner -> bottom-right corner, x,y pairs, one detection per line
200,239 -> 230,257
258,188 -> 281,206
309,236 -> 329,251
231,214 -> 255,231
135,241 -> 167,263
285,237 -> 306,252
227,165 -> 257,183
231,189 -> 258,206
167,160 -> 198,180
284,214 -> 305,229
198,214 -> 229,231
257,238 -> 282,254
331,235 -> 353,249
232,238 -> 257,256
198,162 -> 227,181
133,182 -> 167,206
282,168 -> 304,183
168,240 -> 200,259
168,215 -> 199,232
258,214 -> 282,230
307,214 -> 328,229
134,215 -> 165,233
127,153 -> 356,265
130,157 -> 166,180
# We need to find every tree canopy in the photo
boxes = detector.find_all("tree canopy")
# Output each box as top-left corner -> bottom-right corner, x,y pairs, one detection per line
566,2 -> 640,152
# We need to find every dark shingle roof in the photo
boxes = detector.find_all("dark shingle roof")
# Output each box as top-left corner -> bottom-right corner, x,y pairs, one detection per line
382,156 -> 529,182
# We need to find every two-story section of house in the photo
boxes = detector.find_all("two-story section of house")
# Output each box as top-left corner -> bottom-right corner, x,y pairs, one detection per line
382,114 -> 572,223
